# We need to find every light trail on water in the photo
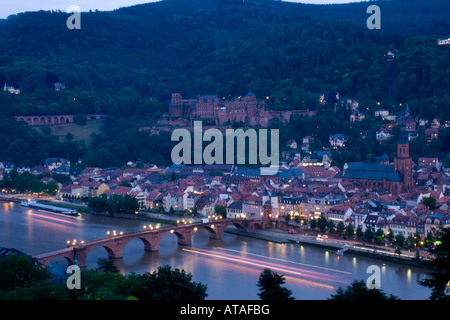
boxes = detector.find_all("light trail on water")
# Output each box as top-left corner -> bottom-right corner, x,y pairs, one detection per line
217,247 -> 352,275
28,212 -> 81,226
182,247 -> 350,285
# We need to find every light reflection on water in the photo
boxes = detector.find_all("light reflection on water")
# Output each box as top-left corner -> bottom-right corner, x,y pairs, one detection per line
0,201 -> 432,300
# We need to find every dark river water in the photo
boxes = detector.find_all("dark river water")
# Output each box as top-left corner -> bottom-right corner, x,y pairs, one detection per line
0,201 -> 432,300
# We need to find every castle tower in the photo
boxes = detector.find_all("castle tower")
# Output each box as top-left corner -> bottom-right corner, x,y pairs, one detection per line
394,134 -> 413,192
169,93 -> 183,118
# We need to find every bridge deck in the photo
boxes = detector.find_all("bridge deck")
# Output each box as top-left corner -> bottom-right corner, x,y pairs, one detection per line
33,218 -> 269,263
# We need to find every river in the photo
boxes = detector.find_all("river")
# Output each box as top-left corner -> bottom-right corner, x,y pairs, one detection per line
0,201 -> 432,300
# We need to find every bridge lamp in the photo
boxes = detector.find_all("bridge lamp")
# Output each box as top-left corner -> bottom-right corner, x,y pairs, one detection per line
107,231 -> 110,235
177,220 -> 180,224
170,230 -> 174,233
120,231 -> 123,235
194,227 -> 198,231
211,225 -> 215,229
143,225 -> 147,229
81,241 -> 85,244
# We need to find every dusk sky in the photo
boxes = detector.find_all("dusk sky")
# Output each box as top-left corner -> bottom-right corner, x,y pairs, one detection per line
0,0 -> 365,19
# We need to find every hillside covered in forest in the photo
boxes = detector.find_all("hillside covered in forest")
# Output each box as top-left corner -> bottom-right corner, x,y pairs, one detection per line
0,0 -> 449,168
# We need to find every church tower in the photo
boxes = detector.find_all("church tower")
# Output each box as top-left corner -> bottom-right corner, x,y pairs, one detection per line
394,134 -> 413,192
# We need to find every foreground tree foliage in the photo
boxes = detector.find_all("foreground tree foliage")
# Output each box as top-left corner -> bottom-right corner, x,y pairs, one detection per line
75,265 -> 208,300
257,268 -> 295,300
0,255 -> 70,300
0,255 -> 207,300
419,227 -> 450,300
328,280 -> 400,300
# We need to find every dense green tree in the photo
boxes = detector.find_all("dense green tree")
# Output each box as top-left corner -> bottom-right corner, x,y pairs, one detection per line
96,258 -> 120,274
88,194 -> 108,213
328,280 -> 400,300
386,228 -> 395,243
310,218 -> 317,229
336,221 -> 345,236
374,229 -> 385,244
131,265 -> 208,300
317,215 -> 328,232
121,195 -> 140,214
364,228 -> 374,242
215,205 -> 226,218
345,224 -> 354,238
356,226 -> 364,239
421,197 -> 438,210
257,268 -> 294,301
327,220 -> 335,234
0,254 -> 70,300
74,113 -> 87,125
419,227 -> 450,300
395,234 -> 406,248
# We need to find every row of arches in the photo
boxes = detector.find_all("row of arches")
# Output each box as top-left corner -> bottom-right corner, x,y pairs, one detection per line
43,223 -> 260,268
16,116 -> 73,126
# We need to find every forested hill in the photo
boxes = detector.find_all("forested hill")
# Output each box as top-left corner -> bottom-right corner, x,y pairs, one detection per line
278,0 -> 450,38
0,0 -> 448,122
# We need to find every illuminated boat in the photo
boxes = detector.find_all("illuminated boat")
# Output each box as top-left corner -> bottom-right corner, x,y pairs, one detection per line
21,199 -> 79,216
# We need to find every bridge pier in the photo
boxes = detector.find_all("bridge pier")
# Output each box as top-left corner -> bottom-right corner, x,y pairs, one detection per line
208,228 -> 224,240
74,247 -> 87,269
33,219 -> 269,269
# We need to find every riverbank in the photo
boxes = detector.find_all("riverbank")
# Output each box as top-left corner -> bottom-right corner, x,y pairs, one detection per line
225,228 -> 433,269
84,210 -> 434,268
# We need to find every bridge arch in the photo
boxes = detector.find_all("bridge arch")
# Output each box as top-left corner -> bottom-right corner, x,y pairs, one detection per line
119,235 -> 159,255
36,251 -> 75,268
226,222 -> 247,232
84,243 -> 120,262
159,229 -> 192,247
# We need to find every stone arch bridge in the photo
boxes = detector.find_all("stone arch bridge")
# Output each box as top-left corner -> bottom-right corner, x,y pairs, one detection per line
15,114 -> 105,126
33,218 -> 270,269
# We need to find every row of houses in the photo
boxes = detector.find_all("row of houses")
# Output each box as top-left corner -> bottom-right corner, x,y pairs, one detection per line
3,151 -> 450,240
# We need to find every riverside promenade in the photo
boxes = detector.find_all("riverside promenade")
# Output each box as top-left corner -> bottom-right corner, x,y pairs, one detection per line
225,228 -> 434,268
